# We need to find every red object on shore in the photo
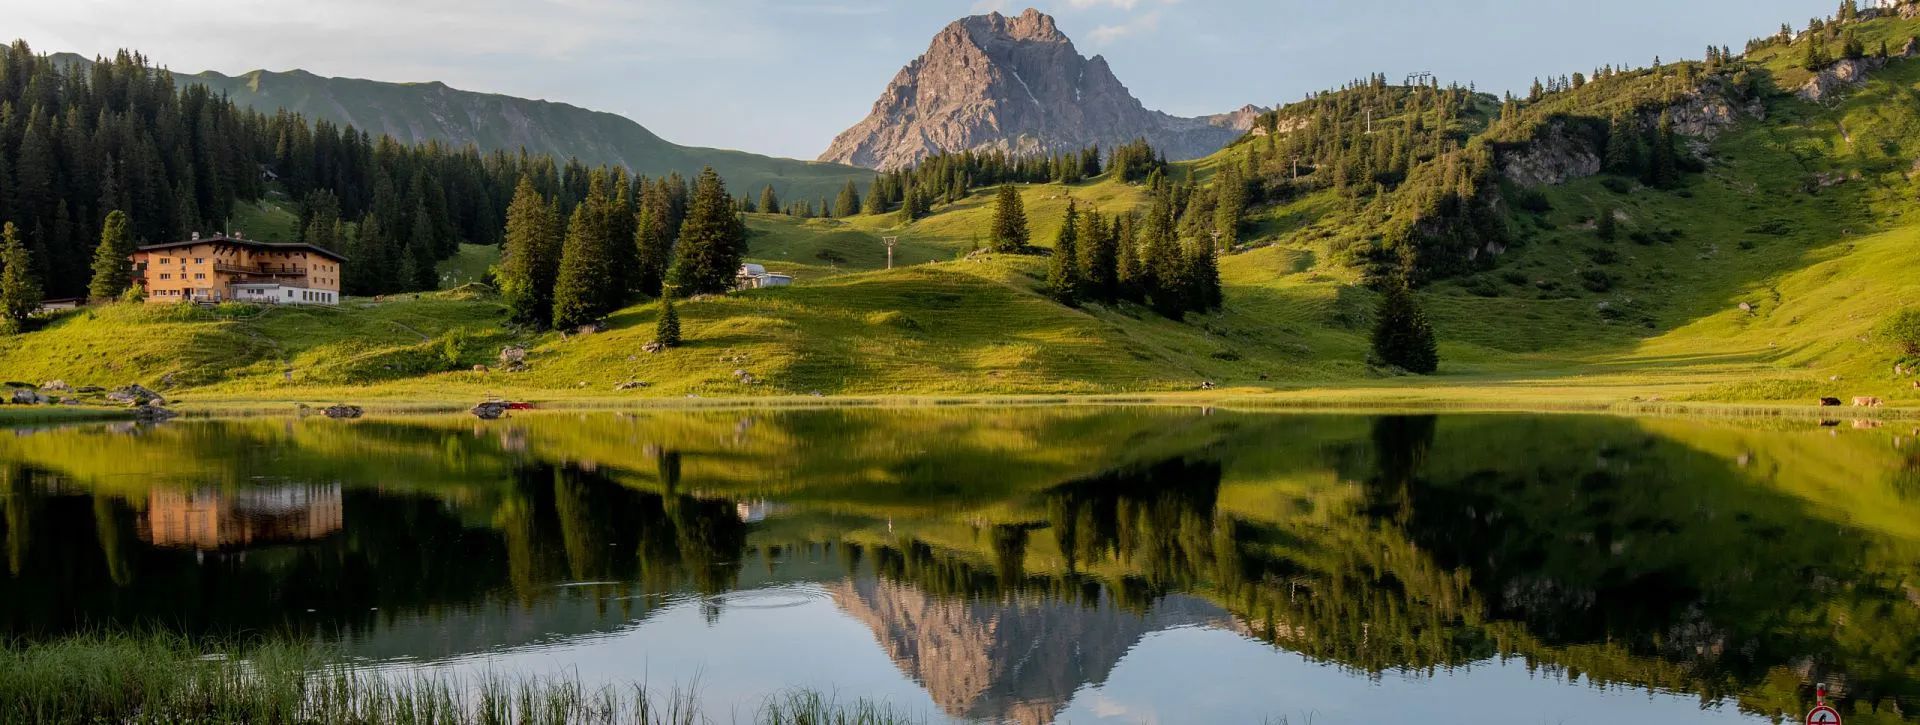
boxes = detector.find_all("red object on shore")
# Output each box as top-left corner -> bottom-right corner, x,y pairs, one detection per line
505,402 -> 535,411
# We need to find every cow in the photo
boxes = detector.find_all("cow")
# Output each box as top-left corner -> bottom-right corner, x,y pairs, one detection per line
1819,397 -> 1844,407
1853,396 -> 1885,408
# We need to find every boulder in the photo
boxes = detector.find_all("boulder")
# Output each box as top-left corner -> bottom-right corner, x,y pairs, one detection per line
106,384 -> 164,406
321,404 -> 364,419
75,386 -> 105,394
499,346 -> 528,364
132,403 -> 179,422
733,369 -> 758,385
575,321 -> 608,335
1799,57 -> 1887,103
1905,36 -> 1919,57
643,341 -> 666,354
470,401 -> 511,420
471,364 -> 490,374
39,380 -> 69,392
614,380 -> 648,391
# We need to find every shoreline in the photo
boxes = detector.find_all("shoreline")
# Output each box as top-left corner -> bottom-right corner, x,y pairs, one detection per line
8,387 -> 1912,423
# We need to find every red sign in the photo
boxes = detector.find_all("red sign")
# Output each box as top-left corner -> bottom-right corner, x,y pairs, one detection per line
1807,704 -> 1842,725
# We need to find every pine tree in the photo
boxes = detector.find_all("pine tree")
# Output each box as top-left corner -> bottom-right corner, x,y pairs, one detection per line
1370,280 -> 1439,374
552,201 -> 616,329
1184,240 -> 1222,312
88,211 -> 136,301
759,185 -> 779,216
1047,200 -> 1081,304
345,212 -> 394,296
836,180 -> 862,218
989,185 -> 1029,252
498,178 -> 562,327
407,199 -> 440,290
636,180 -> 676,298
1604,113 -> 1642,177
1116,215 -> 1144,303
0,223 -> 43,333
655,292 -> 682,348
1077,209 -> 1118,303
670,167 -> 747,296
1647,111 -> 1680,188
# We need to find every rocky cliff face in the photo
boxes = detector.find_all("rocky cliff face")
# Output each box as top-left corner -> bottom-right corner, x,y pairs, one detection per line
820,8 -> 1259,171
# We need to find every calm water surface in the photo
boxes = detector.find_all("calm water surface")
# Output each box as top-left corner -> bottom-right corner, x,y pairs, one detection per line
2,409 -> 1917,724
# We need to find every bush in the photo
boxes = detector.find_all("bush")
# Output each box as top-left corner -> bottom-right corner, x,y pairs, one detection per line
1578,269 -> 1614,293
1878,308 -> 1920,357
1513,189 -> 1553,214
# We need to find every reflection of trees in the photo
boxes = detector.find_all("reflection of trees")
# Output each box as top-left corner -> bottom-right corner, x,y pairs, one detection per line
0,456 -> 748,640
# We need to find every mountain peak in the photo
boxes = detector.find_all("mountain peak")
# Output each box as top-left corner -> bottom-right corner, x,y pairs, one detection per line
819,9 -> 1250,171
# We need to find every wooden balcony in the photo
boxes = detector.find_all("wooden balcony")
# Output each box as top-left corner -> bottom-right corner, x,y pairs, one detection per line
214,262 -> 307,277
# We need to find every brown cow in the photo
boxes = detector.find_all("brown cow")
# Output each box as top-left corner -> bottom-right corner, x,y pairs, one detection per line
1819,397 -> 1843,407
1853,396 -> 1884,408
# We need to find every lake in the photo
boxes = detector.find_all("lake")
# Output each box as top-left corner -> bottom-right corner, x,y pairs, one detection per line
1,408 -> 1916,723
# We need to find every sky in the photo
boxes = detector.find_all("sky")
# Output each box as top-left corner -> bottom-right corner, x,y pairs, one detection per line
13,0 -> 1837,160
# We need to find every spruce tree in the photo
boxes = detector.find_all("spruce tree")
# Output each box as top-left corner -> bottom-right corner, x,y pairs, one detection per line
1077,209 -> 1118,303
1370,280 -> 1439,374
1604,112 -> 1642,177
552,202 -> 615,329
498,178 -> 562,327
759,185 -> 779,216
655,292 -> 682,348
670,167 -> 747,296
1047,200 -> 1082,304
407,200 -> 440,290
636,181 -> 675,298
835,180 -> 862,218
989,184 -> 1029,252
88,211 -> 136,301
0,223 -> 43,333
1647,111 -> 1679,188
1116,215 -> 1145,303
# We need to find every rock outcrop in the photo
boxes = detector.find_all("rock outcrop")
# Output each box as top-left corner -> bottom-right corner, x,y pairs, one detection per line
1799,57 -> 1888,103
820,8 -> 1261,171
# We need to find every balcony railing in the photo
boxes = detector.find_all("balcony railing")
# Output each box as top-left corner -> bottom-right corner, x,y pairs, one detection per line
214,262 -> 308,276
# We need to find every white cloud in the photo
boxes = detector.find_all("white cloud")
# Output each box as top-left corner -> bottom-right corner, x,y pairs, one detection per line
1089,10 -> 1163,44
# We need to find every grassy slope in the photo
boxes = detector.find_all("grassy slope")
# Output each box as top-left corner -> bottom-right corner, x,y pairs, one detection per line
10,18 -> 1920,411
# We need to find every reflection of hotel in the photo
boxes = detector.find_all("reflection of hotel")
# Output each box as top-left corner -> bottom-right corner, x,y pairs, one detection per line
141,484 -> 344,550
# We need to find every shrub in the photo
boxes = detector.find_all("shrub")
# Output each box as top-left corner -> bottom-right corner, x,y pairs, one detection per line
1878,308 -> 1920,357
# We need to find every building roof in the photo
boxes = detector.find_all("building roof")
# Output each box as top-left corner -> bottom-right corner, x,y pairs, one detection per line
136,234 -> 349,263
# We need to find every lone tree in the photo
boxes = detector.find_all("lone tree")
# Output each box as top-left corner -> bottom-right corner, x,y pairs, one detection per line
88,210 -> 137,301
1047,200 -> 1081,304
497,178 -> 562,327
989,184 -> 1029,252
1371,280 -> 1439,374
655,292 -> 682,348
1879,308 -> 1920,357
671,167 -> 747,295
0,223 -> 44,334
759,185 -> 779,216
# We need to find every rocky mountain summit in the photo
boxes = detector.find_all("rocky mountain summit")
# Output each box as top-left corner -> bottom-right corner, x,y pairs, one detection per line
820,8 -> 1261,171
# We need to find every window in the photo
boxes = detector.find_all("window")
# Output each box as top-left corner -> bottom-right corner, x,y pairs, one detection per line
159,273 -> 171,280
286,290 -> 293,298
159,258 -> 170,264
194,258 -> 205,264
194,273 -> 206,280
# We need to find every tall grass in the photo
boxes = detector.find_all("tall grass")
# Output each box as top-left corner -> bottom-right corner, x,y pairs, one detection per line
0,633 -> 918,724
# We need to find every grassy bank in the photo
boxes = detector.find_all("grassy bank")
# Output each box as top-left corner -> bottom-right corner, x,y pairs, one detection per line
0,633 -> 918,725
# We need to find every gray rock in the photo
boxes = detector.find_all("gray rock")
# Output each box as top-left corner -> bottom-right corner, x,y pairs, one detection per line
39,380 -> 69,392
321,404 -> 364,419
1799,57 -> 1887,103
106,384 -> 164,406
132,404 -> 179,422
498,346 -> 528,364
10,389 -> 44,405
75,386 -> 105,394
470,401 -> 511,420
614,380 -> 648,391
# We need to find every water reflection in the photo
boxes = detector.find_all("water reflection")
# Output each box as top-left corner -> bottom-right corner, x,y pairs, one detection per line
0,410 -> 1916,723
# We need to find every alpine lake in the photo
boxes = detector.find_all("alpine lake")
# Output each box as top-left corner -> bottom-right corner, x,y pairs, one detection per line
3,407 -> 1918,724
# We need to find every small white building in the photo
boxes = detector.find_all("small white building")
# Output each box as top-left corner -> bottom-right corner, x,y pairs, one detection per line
231,283 -> 339,305
736,263 -> 793,290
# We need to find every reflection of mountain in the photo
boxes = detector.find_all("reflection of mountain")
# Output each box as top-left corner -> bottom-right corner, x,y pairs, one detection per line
830,578 -> 1224,724
141,484 -> 343,550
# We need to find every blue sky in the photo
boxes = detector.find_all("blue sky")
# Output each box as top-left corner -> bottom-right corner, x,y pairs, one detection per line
16,0 -> 1834,160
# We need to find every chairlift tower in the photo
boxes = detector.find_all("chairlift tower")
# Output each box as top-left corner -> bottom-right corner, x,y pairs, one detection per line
883,236 -> 899,270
